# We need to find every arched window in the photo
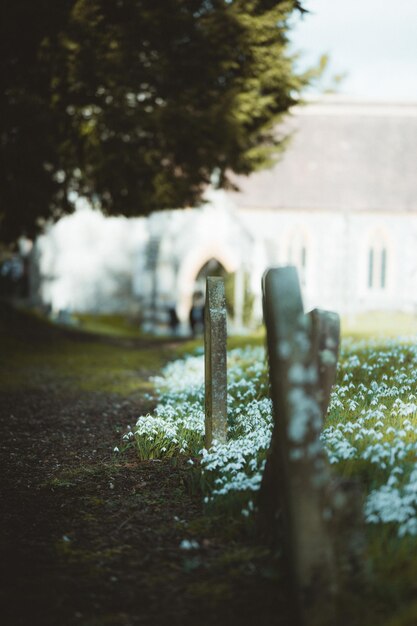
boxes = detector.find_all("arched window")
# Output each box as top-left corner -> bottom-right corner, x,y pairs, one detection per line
367,235 -> 388,290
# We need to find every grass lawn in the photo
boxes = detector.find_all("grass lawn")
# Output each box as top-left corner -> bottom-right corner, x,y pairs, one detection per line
342,310 -> 417,339
3,303 -> 417,624
0,306 -> 174,396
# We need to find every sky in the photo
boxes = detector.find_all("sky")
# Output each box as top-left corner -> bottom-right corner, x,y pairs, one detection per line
289,0 -> 417,101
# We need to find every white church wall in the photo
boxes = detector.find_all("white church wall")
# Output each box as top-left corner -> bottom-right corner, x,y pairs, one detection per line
31,199 -> 417,324
403,218 -> 417,313
238,207 -> 417,318
239,209 -> 344,313
28,99 -> 417,327
310,213 -> 344,311
137,204 -> 253,325
34,202 -> 147,313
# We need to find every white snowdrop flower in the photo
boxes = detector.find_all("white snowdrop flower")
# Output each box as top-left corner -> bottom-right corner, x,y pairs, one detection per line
123,338 -> 417,535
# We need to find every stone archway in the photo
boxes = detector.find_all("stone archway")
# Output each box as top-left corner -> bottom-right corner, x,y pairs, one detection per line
176,244 -> 239,321
194,258 -> 226,291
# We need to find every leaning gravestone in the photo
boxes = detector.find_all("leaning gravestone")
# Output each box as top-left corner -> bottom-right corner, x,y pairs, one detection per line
259,267 -> 339,624
204,277 -> 227,449
308,308 -> 340,421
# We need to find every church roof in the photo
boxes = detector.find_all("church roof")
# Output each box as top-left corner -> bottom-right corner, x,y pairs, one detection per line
229,98 -> 417,213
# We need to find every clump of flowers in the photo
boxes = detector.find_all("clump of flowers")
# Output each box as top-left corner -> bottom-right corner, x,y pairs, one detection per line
127,338 -> 417,537
322,338 -> 417,538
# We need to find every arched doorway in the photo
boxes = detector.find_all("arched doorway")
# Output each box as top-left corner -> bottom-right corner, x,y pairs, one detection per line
188,258 -> 230,336
188,257 -> 255,335
194,258 -> 227,292
176,245 -> 239,321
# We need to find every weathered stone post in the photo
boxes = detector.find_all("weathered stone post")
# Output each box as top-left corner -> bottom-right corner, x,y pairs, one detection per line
204,277 -> 227,449
259,267 -> 337,624
308,308 -> 340,420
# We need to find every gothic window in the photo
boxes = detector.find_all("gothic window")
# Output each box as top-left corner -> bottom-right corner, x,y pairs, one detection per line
367,235 -> 388,290
368,248 -> 374,288
288,230 -> 309,286
381,248 -> 387,288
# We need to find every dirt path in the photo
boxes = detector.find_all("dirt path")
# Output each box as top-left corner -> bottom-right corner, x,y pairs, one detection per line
0,303 -> 285,626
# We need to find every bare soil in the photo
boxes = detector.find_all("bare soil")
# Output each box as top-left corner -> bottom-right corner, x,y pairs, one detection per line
0,302 -> 286,626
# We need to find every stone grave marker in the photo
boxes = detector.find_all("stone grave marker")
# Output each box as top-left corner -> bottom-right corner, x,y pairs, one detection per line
204,276 -> 227,449
308,308 -> 340,420
259,266 -> 338,624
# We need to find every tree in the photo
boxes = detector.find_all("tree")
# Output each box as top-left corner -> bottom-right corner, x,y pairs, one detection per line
1,0 -> 312,244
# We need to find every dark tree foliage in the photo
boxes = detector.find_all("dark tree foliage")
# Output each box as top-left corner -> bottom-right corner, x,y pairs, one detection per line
1,0 -> 311,244
1,1 -> 74,244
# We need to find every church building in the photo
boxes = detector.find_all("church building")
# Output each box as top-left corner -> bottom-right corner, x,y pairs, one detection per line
31,97 -> 417,331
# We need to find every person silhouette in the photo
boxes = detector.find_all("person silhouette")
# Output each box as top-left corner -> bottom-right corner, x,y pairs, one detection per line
168,304 -> 180,335
189,291 -> 205,336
